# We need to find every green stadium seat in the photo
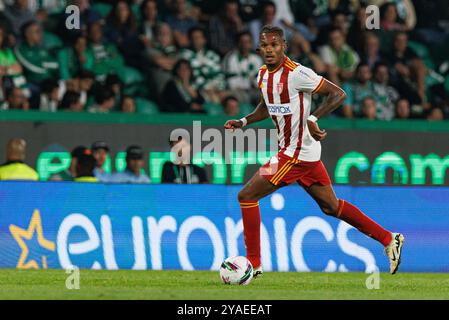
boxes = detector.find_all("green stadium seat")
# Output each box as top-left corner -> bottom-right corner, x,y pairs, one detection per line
43,32 -> 63,51
203,102 -> 224,115
444,75 -> 449,94
408,41 -> 430,59
91,2 -> 112,17
135,98 -> 160,114
117,66 -> 144,87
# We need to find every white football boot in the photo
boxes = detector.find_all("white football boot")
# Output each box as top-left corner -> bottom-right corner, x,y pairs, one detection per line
253,265 -> 263,279
384,233 -> 405,274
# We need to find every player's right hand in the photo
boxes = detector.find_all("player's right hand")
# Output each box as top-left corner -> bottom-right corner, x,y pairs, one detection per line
224,120 -> 243,131
307,120 -> 327,141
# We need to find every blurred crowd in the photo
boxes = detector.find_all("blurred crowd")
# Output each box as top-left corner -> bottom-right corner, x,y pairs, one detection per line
0,137 -> 209,183
1,0 -> 449,120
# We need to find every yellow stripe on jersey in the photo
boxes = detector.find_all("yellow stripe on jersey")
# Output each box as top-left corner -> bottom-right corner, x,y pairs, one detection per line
284,60 -> 298,71
312,77 -> 325,93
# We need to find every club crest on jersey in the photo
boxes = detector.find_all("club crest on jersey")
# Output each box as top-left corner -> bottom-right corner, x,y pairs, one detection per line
276,83 -> 284,94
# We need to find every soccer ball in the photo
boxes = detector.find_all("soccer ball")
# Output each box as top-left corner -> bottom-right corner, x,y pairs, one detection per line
219,256 -> 253,285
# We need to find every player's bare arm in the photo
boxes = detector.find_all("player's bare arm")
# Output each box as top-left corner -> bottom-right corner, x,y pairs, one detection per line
307,80 -> 346,141
224,97 -> 269,130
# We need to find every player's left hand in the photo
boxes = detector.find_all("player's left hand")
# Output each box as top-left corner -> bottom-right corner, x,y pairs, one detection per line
307,120 -> 327,141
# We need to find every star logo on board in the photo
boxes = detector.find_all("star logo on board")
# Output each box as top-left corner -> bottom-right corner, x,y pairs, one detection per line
9,209 -> 55,269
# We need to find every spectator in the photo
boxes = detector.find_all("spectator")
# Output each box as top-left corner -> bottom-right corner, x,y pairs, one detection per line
287,32 -> 326,74
87,20 -> 125,81
139,0 -> 161,49
59,90 -> 83,112
361,32 -> 382,70
144,22 -> 178,95
14,21 -> 59,85
318,27 -> 360,85
49,145 -> 87,181
208,0 -> 245,56
395,98 -> 411,119
379,2 -> 410,32
120,95 -> 136,113
0,24 -> 28,99
180,26 -> 225,103
222,31 -> 262,105
110,145 -> 150,183
161,138 -> 208,184
105,74 -> 123,110
372,62 -> 399,121
315,9 -> 350,47
2,0 -> 35,36
222,95 -> 240,116
347,4 -> 369,54
76,69 -> 95,108
0,86 -> 29,110
361,96 -> 377,120
105,0 -> 140,64
427,108 -> 444,121
57,35 -> 94,80
161,59 -> 205,113
88,86 -> 115,113
239,0 -> 259,22
91,141 -> 110,182
341,63 -> 376,118
74,151 -> 98,182
165,0 -> 198,48
248,1 -> 282,50
39,78 -> 60,112
0,138 -> 38,180
386,31 -> 427,106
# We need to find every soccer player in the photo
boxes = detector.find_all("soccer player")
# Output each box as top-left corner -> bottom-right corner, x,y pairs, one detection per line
224,25 -> 404,277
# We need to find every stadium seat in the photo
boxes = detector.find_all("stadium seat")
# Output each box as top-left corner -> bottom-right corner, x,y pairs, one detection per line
135,97 -> 160,115
408,40 -> 431,60
43,32 -> 63,51
444,75 -> 449,94
203,102 -> 224,115
91,2 -> 112,18
117,66 -> 144,86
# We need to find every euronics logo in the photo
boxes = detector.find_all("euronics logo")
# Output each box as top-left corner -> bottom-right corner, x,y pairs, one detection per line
9,209 -> 55,269
2,183 -> 449,272
36,151 -> 449,185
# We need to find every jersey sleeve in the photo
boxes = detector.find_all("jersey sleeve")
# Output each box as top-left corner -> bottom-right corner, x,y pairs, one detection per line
292,65 -> 324,93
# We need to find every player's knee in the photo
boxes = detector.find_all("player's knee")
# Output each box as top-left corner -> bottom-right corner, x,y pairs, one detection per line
320,202 -> 339,216
237,190 -> 251,202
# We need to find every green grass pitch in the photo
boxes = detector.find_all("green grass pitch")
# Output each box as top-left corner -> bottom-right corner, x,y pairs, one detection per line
0,269 -> 448,300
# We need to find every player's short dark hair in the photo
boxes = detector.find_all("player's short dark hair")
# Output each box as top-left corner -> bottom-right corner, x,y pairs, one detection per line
259,25 -> 284,39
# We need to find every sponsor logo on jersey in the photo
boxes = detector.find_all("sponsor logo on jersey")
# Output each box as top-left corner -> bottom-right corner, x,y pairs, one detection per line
267,105 -> 292,115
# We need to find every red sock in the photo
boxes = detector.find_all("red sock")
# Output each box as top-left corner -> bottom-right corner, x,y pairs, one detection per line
240,200 -> 261,268
337,199 -> 392,246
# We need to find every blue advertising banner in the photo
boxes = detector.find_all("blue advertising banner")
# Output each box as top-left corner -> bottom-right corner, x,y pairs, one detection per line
1,182 -> 448,273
